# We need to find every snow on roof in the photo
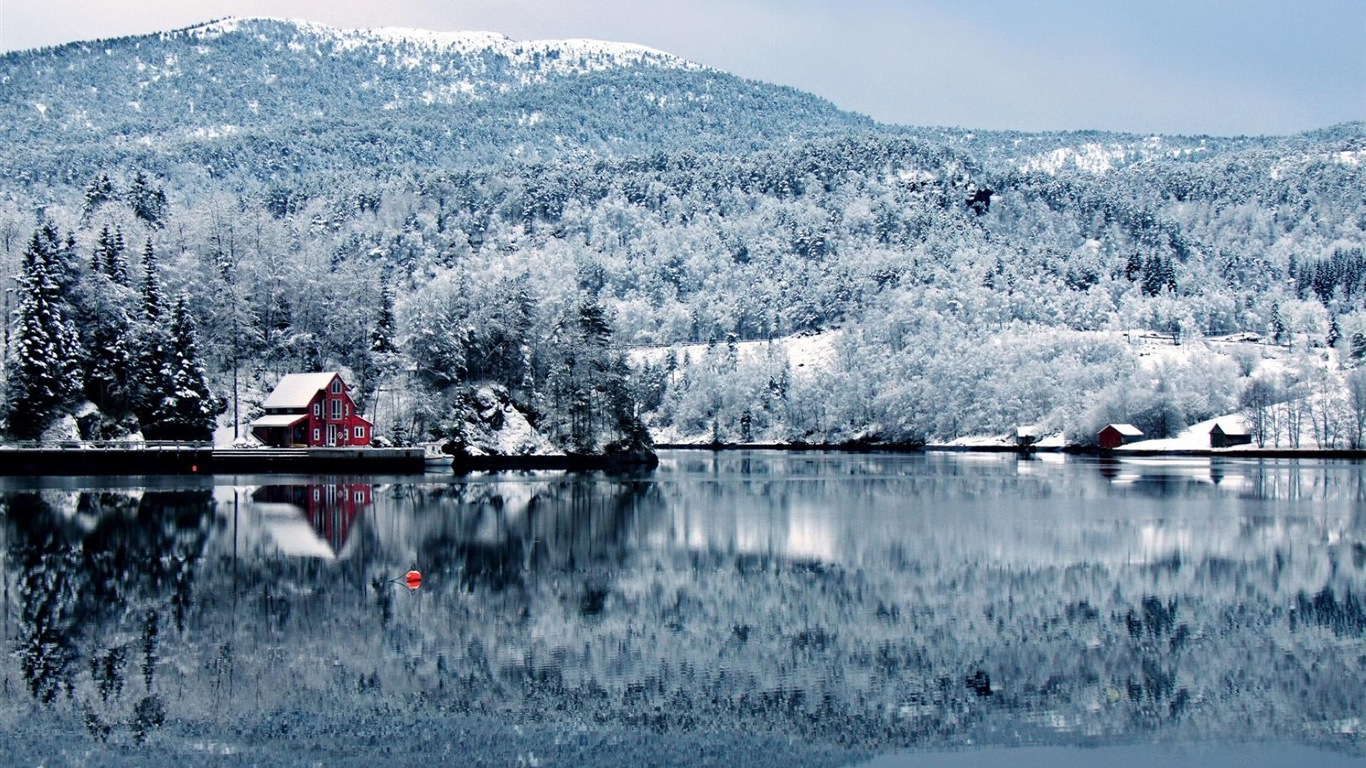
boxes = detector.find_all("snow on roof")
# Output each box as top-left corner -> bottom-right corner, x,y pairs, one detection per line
1208,417 -> 1250,436
250,413 -> 309,428
261,372 -> 341,409
1105,423 -> 1144,436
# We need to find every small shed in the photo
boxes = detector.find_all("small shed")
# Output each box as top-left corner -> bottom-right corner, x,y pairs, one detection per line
1098,423 -> 1143,449
1209,422 -> 1252,448
1015,426 -> 1042,448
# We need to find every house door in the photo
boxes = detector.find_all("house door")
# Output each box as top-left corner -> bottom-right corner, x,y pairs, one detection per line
326,424 -> 337,446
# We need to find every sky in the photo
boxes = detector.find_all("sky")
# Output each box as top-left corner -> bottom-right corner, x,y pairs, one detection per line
1,0 -> 1362,136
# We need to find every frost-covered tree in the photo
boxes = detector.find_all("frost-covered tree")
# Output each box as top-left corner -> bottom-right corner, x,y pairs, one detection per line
4,229 -> 83,439
92,225 -> 128,286
127,171 -> 167,228
140,239 -> 161,322
143,295 -> 220,441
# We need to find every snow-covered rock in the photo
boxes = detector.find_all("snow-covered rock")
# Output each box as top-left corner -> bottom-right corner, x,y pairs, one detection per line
444,386 -> 562,458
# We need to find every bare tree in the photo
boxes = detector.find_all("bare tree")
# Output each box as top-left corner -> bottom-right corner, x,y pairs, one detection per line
1240,377 -> 1277,448
1346,369 -> 1366,450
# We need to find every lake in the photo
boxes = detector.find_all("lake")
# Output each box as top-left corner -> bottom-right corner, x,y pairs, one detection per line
2,450 -> 1363,766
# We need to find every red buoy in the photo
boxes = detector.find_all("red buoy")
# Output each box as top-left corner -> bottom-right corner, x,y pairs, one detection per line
404,570 -> 422,590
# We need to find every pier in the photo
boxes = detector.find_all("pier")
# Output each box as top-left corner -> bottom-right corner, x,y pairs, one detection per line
0,443 -> 426,475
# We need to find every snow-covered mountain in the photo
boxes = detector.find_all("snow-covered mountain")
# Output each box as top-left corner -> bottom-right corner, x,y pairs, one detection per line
0,17 -> 871,182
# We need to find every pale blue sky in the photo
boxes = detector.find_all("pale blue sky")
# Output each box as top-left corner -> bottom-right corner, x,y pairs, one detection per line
1,0 -> 1362,135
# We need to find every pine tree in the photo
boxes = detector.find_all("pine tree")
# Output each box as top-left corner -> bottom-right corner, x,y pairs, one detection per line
83,173 -> 117,218
370,285 -> 397,355
4,230 -> 83,439
1270,301 -> 1285,345
84,310 -> 136,415
144,296 -> 219,441
92,226 -> 128,286
141,240 -> 161,322
128,171 -> 167,227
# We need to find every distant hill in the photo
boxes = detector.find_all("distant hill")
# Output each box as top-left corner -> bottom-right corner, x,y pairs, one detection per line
0,17 -> 873,185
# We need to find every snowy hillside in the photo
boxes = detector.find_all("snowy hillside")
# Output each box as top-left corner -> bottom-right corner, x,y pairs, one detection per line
183,17 -> 696,78
1,19 -> 1364,449
0,17 -> 869,180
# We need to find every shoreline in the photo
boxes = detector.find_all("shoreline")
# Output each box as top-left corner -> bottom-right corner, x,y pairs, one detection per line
2,443 -> 1361,477
657,442 -> 1366,459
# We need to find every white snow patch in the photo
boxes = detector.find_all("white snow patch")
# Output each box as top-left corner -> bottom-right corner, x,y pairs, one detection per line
1336,150 -> 1365,167
183,17 -> 701,80
629,331 -> 840,378
1020,143 -> 1126,175
459,386 -> 562,457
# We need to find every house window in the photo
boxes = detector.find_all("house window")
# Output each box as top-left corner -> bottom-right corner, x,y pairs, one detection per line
354,490 -> 365,503
330,399 -> 342,419
331,379 -> 342,394
313,428 -> 320,442
354,426 -> 365,439
313,402 -> 321,417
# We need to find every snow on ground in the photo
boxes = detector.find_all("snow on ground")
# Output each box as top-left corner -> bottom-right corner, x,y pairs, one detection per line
461,386 -> 561,456
1119,414 -> 1252,452
628,330 -> 841,377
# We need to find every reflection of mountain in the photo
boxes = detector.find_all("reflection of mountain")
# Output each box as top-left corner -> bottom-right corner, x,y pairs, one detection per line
249,483 -> 373,559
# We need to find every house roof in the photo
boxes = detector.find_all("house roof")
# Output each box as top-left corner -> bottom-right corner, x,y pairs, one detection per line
1104,423 -> 1143,436
250,413 -> 309,428
261,373 -> 342,409
1208,415 -> 1251,436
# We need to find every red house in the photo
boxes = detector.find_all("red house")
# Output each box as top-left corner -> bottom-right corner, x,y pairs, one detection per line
1098,423 -> 1143,449
250,372 -> 373,447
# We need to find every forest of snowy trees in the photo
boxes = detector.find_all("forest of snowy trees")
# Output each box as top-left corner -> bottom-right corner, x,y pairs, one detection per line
1,19 -> 1365,448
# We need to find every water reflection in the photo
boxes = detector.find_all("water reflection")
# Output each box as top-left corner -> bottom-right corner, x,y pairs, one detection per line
249,483 -> 373,559
0,453 -> 1362,761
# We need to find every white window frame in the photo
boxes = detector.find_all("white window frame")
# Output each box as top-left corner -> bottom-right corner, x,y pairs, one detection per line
354,426 -> 365,439
312,428 -> 320,442
330,399 -> 342,419
331,378 -> 342,394
313,402 -> 321,417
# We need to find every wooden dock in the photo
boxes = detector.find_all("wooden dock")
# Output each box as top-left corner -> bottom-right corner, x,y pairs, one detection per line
0,444 -> 425,475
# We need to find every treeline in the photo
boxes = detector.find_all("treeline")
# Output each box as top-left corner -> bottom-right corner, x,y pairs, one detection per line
1,125 -> 1363,446
2,223 -> 219,440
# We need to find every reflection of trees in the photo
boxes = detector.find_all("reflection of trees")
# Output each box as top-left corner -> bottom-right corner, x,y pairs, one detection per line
10,494 -> 82,705
410,472 -> 664,595
3,488 -> 214,731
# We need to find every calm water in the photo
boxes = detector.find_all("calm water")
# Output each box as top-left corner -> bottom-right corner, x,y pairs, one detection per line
1,451 -> 1363,766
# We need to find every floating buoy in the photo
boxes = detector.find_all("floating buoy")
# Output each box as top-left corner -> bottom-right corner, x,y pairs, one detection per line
404,570 -> 422,590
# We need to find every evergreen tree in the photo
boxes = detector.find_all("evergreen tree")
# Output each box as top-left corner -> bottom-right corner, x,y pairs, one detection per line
4,231 -> 83,439
82,173 -> 117,218
144,296 -> 220,441
128,171 -> 168,227
1270,301 -> 1285,345
92,225 -> 128,286
84,309 -> 136,415
141,239 -> 161,322
370,284 -> 397,355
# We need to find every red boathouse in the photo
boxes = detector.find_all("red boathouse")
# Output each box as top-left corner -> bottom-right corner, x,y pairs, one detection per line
250,372 -> 373,448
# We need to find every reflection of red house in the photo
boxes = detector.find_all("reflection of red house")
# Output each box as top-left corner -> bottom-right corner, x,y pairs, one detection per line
250,372 -> 372,447
252,483 -> 373,557
1098,423 -> 1143,449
